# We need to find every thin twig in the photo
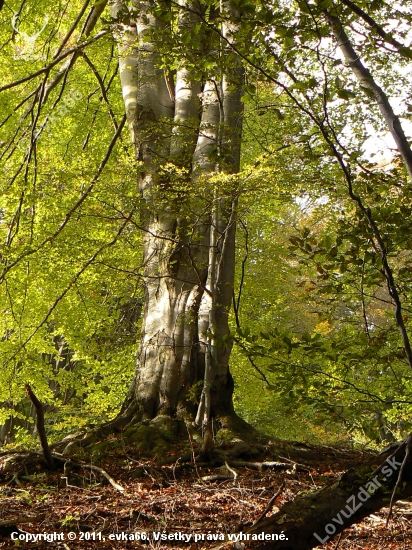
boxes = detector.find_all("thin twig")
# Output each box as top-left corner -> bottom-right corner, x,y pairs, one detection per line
186,425 -> 202,482
387,434 -> 412,525
334,532 -> 343,549
86,464 -> 125,494
0,31 -> 109,94
252,481 -> 285,526
0,115 -> 126,283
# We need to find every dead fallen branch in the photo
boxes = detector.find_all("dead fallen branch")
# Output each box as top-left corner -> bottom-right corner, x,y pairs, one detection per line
0,514 -> 45,527
252,481 -> 285,526
214,436 -> 412,550
201,474 -> 232,482
228,460 -> 309,472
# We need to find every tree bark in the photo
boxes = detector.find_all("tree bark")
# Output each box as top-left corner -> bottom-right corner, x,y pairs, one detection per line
25,385 -> 55,470
113,0 -> 244,426
215,436 -> 412,550
325,11 -> 412,183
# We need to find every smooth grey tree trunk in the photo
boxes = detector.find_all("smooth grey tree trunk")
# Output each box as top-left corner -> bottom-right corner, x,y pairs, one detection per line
111,0 -> 245,425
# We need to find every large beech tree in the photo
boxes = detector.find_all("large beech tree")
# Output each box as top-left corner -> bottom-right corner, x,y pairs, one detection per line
110,0 -> 245,426
0,0 -> 249,433
1,0 -> 412,434
2,0 -> 412,548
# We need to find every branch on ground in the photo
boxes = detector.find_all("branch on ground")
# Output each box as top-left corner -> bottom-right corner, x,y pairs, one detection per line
214,436 -> 412,550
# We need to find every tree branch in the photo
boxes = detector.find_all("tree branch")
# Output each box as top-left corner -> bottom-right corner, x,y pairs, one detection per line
339,0 -> 412,59
0,115 -> 126,283
3,203 -> 137,369
0,30 -> 109,94
325,11 -> 412,183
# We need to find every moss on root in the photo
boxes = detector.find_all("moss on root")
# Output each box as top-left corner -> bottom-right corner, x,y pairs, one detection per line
60,412 -> 267,461
74,416 -> 188,459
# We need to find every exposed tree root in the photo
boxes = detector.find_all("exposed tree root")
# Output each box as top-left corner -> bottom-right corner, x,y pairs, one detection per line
50,412 -> 135,455
51,412 -> 265,461
85,464 -> 125,493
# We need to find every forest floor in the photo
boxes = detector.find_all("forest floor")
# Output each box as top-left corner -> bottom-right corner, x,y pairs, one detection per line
0,434 -> 411,550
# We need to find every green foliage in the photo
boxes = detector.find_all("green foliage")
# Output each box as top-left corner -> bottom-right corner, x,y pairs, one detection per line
1,0 -> 412,449
0,0 -> 140,440
230,68 -> 412,444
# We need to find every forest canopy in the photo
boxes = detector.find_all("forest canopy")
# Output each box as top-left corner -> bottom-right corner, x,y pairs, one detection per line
1,0 -> 412,450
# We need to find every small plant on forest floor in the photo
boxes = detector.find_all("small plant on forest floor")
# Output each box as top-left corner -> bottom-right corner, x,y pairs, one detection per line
37,492 -> 52,502
14,489 -> 34,504
60,514 -> 80,526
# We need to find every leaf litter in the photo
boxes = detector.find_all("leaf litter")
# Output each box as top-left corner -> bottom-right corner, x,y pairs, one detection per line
0,440 -> 411,549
